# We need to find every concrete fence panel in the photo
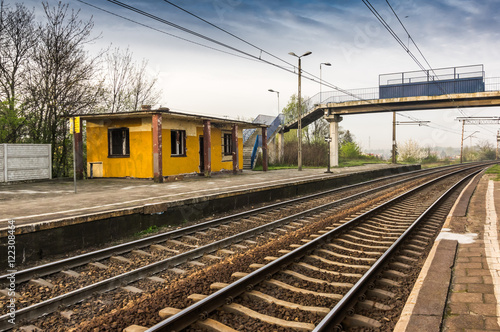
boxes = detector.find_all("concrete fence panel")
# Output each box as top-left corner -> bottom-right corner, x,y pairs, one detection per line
1,144 -> 52,182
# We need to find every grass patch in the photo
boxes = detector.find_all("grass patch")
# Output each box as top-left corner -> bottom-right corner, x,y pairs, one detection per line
420,161 -> 459,169
337,159 -> 387,167
485,164 -> 500,181
252,165 -> 324,171
252,159 -> 387,171
135,225 -> 159,237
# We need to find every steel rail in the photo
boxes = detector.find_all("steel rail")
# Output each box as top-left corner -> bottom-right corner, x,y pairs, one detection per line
144,165 -> 487,332
313,168 -> 484,331
0,165 -> 481,330
0,164 -> 456,284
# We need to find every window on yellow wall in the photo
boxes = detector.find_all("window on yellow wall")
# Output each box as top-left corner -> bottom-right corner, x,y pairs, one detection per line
171,130 -> 186,156
108,127 -> 130,157
223,133 -> 232,155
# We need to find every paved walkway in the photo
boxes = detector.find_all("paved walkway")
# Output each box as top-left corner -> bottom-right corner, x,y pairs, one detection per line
0,164 -> 400,229
443,176 -> 500,331
395,173 -> 500,331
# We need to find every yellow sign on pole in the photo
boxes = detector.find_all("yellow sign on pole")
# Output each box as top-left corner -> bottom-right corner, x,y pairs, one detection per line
69,118 -> 74,134
74,117 -> 80,134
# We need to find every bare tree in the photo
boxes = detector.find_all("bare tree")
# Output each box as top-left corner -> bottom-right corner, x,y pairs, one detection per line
24,1 -> 102,176
102,47 -> 134,113
129,58 -> 161,111
398,138 -> 425,163
0,1 -> 37,142
101,47 -> 161,113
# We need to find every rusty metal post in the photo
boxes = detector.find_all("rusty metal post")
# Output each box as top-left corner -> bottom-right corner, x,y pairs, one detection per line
152,113 -> 163,183
74,120 -> 83,180
262,127 -> 268,172
203,120 -> 211,177
232,124 -> 239,174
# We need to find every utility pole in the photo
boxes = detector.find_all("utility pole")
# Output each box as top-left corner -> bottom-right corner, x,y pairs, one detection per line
392,112 -> 396,164
497,130 -> 500,160
289,51 -> 312,171
391,113 -> 429,164
325,136 -> 332,173
460,120 -> 465,164
457,117 -> 500,163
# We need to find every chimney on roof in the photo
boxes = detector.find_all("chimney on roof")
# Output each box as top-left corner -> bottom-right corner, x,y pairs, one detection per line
141,105 -> 152,111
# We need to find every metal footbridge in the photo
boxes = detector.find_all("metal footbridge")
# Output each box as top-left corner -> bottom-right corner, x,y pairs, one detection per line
283,64 -> 500,166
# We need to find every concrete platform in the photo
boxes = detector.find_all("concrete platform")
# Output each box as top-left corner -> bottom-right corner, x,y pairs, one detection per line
0,164 -> 419,264
395,171 -> 500,331
0,164 -> 410,229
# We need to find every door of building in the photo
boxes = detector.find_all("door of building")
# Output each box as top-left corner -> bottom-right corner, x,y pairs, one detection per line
199,136 -> 204,174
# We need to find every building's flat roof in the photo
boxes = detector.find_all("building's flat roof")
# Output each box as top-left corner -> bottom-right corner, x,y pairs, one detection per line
75,110 -> 267,128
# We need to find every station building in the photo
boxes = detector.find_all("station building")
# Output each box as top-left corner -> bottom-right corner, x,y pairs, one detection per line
76,107 -> 268,182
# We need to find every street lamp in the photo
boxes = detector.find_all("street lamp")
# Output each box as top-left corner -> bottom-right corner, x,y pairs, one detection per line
268,89 -> 280,114
289,51 -> 312,171
320,62 -> 331,104
324,135 -> 332,173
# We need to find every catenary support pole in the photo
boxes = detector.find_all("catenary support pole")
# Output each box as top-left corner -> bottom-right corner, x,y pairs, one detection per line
460,120 -> 465,164
392,111 -> 397,164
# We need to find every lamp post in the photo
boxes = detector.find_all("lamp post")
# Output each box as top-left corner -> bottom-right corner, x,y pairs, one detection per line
324,135 -> 332,173
268,89 -> 280,114
320,62 -> 331,104
289,51 -> 312,171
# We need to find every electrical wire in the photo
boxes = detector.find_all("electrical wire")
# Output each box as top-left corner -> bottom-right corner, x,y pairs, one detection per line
382,0 -> 478,121
97,0 -> 389,108
364,0 -> 498,138
76,0 -> 259,63
102,0 -> 304,74
81,0 -> 476,140
161,0 -> 295,68
362,0 -> 426,72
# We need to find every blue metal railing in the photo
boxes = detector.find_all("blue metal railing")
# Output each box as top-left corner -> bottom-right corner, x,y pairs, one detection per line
250,135 -> 261,169
247,114 -> 284,169
243,128 -> 255,143
267,114 -> 284,138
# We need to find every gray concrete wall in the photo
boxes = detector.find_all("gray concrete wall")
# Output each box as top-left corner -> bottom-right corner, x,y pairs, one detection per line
0,144 -> 52,183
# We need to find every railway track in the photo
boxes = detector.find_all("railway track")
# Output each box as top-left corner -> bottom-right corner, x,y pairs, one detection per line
0,163 -> 491,330
130,164 -> 484,332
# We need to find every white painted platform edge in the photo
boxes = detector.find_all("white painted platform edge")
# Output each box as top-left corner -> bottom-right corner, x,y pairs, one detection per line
484,180 -> 500,327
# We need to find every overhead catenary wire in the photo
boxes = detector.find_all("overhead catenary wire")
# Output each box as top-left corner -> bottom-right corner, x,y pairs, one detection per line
76,0 -> 260,63
161,0 -> 295,69
362,0 -> 427,72
364,0 -> 490,138
381,0 -> 480,123
96,0 -> 385,105
101,0 -> 302,76
84,0 -> 468,139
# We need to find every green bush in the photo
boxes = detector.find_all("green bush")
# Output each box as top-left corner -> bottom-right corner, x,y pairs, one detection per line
340,142 -> 362,159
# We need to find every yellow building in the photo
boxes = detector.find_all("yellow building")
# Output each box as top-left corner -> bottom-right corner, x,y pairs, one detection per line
77,108 -> 268,182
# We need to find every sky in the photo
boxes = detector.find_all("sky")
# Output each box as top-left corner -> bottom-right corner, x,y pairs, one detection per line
19,0 -> 500,152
